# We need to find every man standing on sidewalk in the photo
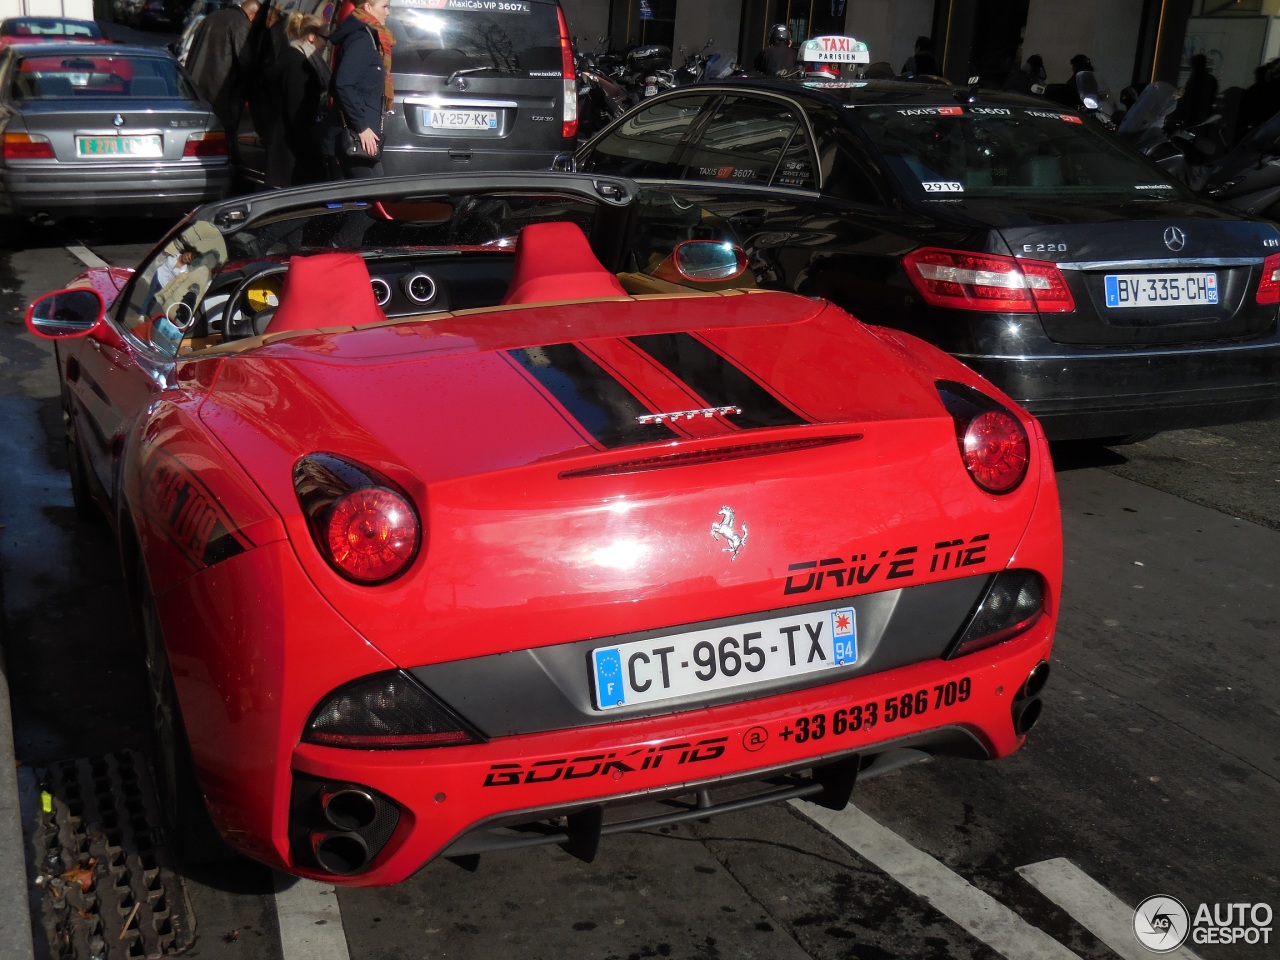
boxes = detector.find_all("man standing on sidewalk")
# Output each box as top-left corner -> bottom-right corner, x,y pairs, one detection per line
184,0 -> 262,164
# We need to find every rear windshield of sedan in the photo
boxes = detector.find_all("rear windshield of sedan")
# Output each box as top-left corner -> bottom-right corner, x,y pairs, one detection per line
1,17 -> 102,37
854,104 -> 1179,199
13,54 -> 194,99
388,0 -> 562,77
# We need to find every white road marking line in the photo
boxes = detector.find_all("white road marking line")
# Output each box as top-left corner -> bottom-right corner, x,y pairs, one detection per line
66,245 -> 109,268
1016,858 -> 1205,960
794,801 -> 1083,960
273,872 -> 351,960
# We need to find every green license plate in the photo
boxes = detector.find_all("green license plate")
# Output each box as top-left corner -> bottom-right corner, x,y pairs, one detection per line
76,135 -> 163,158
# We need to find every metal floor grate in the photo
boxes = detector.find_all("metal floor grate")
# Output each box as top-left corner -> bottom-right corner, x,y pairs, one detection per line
30,750 -> 195,959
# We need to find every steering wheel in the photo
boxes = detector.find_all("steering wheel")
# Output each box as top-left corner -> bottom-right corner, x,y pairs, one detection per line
222,265 -> 289,340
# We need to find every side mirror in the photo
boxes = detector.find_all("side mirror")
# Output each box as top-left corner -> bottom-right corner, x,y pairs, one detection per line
25,288 -> 105,340
670,240 -> 749,282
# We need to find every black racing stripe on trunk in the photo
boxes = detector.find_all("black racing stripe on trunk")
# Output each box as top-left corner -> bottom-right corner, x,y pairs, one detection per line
628,333 -> 810,427
508,344 -> 678,448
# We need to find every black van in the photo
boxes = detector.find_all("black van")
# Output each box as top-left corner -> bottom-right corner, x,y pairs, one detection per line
376,0 -> 576,175
237,0 -> 577,184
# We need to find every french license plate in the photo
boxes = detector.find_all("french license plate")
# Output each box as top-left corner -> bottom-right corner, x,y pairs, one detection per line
592,606 -> 858,710
423,109 -> 497,130
76,135 -> 163,158
1104,272 -> 1217,308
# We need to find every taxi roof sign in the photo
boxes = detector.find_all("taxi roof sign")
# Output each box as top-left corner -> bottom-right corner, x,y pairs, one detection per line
799,35 -> 870,65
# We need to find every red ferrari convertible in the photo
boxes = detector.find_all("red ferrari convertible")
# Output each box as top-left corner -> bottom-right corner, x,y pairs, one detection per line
27,174 -> 1061,885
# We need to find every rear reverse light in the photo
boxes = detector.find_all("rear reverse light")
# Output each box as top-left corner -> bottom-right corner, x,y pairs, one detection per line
904,247 -> 1075,313
557,5 -> 578,139
1256,252 -> 1280,304
937,380 -> 1031,493
947,570 -> 1046,658
305,671 -> 483,748
294,453 -> 421,584
3,132 -> 54,160
183,131 -> 227,157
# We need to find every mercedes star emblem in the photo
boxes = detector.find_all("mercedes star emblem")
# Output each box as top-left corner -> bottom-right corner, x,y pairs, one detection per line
1163,226 -> 1187,252
112,114 -> 125,127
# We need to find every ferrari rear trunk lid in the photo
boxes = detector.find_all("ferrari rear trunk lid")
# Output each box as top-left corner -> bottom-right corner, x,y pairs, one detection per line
230,291 -> 954,478
206,292 -> 1045,663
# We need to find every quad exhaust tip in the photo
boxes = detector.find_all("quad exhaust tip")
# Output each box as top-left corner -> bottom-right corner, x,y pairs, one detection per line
312,788 -> 379,874
322,787 -> 378,831
1021,661 -> 1051,700
1012,661 -> 1050,736
1012,697 -> 1043,736
312,831 -> 371,875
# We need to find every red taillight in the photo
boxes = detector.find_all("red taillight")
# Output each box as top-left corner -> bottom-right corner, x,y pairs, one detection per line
962,409 -> 1030,493
1257,252 -> 1280,304
326,488 -> 419,583
3,132 -> 55,160
558,5 -> 578,139
937,381 -> 1032,494
904,247 -> 1075,313
183,131 -> 227,157
295,454 -> 422,584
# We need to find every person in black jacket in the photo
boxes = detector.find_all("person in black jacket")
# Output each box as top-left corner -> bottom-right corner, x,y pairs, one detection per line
326,0 -> 393,178
184,0 -> 261,162
755,23 -> 795,77
264,13 -> 331,187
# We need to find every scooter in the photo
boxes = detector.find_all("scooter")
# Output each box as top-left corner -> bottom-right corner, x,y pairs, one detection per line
1117,81 -> 1232,190
1198,110 -> 1280,218
575,39 -> 634,141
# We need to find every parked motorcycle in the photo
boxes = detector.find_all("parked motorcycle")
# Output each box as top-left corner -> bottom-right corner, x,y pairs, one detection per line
1199,109 -> 1280,218
674,39 -> 714,84
1117,81 -> 1231,189
1043,70 -> 1119,126
626,44 -> 673,98
575,38 -> 634,141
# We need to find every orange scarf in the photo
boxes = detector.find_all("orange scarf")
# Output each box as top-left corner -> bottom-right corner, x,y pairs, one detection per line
352,7 -> 395,109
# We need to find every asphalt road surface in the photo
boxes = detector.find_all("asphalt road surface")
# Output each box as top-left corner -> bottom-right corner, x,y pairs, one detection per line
1,219 -> 1276,960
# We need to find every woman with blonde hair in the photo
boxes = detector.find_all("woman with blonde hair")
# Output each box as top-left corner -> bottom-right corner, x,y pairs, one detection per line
264,12 -> 332,186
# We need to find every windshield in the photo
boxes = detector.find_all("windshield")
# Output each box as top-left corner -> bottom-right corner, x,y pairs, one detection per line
2,18 -> 101,37
14,53 -> 195,99
855,104 -> 1180,199
131,182 -> 744,356
387,0 -> 562,77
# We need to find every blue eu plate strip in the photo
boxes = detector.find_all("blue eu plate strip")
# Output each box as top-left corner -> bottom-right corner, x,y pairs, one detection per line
593,648 -> 626,708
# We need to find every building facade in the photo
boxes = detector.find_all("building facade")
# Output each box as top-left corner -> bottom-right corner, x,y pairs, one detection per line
558,0 -> 1280,102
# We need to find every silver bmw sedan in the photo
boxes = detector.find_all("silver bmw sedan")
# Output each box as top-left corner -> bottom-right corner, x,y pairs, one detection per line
0,41 -> 232,222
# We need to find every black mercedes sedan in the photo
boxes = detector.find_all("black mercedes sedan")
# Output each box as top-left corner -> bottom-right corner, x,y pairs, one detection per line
574,78 -> 1280,441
